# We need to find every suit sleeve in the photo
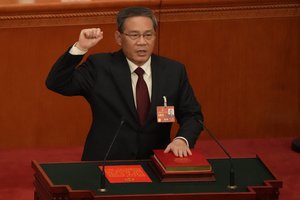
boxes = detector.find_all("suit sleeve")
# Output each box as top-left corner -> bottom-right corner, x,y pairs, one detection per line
46,50 -> 96,96
175,66 -> 204,148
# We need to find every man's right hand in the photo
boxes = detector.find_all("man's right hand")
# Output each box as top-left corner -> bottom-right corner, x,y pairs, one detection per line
76,28 -> 103,51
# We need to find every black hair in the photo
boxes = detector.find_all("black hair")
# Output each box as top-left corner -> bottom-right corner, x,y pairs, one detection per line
116,7 -> 158,33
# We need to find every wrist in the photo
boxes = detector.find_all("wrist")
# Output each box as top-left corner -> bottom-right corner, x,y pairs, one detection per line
173,137 -> 189,147
74,42 -> 88,52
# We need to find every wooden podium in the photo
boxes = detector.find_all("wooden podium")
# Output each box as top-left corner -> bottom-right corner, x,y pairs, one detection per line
32,156 -> 282,200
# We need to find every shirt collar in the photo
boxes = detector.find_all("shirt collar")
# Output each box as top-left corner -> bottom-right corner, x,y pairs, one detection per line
126,57 -> 151,76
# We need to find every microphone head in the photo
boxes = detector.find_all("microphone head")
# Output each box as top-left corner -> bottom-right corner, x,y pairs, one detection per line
120,119 -> 125,125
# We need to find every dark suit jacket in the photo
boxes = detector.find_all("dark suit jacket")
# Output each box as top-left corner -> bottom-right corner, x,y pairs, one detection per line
46,49 -> 203,161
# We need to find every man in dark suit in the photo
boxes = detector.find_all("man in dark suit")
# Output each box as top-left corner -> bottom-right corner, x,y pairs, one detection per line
46,6 -> 203,161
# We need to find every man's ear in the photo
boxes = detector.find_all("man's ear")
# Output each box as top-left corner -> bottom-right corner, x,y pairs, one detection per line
115,31 -> 122,46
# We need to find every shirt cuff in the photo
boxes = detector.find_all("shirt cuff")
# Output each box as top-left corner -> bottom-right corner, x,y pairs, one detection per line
173,136 -> 189,147
69,43 -> 88,55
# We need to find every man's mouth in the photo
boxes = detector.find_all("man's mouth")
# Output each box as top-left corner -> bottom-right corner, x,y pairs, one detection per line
136,50 -> 147,55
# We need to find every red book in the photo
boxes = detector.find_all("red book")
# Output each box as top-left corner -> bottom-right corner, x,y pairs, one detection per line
152,149 -> 212,171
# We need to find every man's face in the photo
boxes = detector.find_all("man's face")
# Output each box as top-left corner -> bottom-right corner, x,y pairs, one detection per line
115,16 -> 156,66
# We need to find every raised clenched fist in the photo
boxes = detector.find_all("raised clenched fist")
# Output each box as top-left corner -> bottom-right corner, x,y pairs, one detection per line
76,28 -> 103,51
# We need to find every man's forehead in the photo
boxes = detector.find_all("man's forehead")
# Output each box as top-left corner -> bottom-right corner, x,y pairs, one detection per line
123,16 -> 153,27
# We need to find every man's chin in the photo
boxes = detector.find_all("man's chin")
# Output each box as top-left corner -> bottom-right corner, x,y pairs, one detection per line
133,57 -> 150,65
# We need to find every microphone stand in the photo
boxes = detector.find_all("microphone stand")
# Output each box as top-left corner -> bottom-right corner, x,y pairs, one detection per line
197,119 -> 237,190
99,169 -> 106,192
98,120 -> 125,192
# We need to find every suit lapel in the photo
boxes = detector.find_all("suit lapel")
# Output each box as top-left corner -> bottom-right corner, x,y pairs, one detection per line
110,51 -> 138,122
148,55 -> 164,121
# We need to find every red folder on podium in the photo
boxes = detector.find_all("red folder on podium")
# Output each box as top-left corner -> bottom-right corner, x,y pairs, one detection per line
151,149 -> 215,182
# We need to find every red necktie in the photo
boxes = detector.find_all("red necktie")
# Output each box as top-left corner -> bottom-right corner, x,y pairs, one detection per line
135,67 -> 150,126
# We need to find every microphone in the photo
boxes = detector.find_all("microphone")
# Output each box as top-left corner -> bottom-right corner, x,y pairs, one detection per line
196,119 -> 237,190
98,119 -> 125,192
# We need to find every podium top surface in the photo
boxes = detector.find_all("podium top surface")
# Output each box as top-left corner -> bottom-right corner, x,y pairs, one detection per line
33,157 -> 281,196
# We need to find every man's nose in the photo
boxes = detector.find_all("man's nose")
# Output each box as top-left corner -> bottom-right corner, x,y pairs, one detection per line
136,35 -> 147,44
